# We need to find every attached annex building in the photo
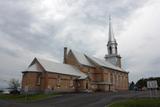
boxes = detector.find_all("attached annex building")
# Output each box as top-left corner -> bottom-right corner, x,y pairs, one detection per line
21,18 -> 129,93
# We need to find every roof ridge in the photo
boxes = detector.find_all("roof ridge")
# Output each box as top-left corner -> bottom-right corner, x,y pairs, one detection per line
26,57 -> 87,79
36,57 -> 79,67
86,55 -> 125,72
36,57 -> 58,63
70,49 -> 94,67
71,49 -> 85,55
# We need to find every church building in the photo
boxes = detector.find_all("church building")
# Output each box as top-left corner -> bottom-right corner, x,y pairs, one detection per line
21,17 -> 129,93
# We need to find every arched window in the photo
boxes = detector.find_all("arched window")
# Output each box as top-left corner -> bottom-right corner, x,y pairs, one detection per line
110,73 -> 113,83
109,46 -> 112,54
86,82 -> 88,89
115,46 -> 117,54
57,75 -> 61,88
36,74 -> 41,85
70,77 -> 74,87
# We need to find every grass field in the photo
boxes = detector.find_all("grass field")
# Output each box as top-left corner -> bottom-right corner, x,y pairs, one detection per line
0,93 -> 60,102
108,98 -> 160,107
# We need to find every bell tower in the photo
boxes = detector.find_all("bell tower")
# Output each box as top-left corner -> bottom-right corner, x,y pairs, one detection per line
105,16 -> 121,67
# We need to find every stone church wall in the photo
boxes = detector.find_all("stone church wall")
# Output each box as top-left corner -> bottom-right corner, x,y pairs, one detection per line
22,72 -> 41,93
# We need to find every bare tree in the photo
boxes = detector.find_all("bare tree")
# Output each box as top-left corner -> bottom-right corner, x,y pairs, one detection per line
9,79 -> 20,90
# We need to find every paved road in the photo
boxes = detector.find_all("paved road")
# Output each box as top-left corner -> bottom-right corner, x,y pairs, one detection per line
0,91 -> 159,107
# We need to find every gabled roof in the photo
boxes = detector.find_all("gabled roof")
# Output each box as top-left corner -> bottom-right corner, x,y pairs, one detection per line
70,49 -> 126,72
26,63 -> 40,72
25,58 -> 87,79
86,55 -> 125,72
71,50 -> 94,67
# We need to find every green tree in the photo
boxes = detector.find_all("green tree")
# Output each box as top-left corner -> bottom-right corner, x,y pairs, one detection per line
136,78 -> 146,89
129,81 -> 135,90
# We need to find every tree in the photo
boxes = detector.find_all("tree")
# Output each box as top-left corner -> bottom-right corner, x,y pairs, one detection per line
136,78 -> 146,89
8,79 -> 20,90
129,81 -> 135,90
136,77 -> 160,90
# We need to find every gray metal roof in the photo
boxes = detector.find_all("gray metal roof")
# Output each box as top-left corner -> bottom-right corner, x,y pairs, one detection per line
71,50 -> 94,67
71,49 -> 125,72
86,55 -> 125,72
26,63 -> 40,72
26,58 -> 87,79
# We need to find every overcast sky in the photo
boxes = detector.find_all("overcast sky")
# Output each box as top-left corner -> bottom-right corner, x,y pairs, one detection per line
0,0 -> 160,88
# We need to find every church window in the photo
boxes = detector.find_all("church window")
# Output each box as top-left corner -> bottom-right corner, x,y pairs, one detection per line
36,74 -> 41,85
115,47 -> 117,53
78,83 -> 80,87
57,75 -> 61,88
86,82 -> 88,89
110,73 -> 113,83
109,46 -> 112,54
70,77 -> 74,87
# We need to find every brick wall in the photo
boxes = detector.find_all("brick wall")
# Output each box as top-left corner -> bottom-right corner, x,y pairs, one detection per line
22,72 -> 41,92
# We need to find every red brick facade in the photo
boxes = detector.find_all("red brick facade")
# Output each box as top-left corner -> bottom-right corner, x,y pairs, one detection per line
21,48 -> 128,93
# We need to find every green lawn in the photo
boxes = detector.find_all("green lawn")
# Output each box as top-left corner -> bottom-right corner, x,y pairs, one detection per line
0,93 -> 60,102
108,98 -> 160,107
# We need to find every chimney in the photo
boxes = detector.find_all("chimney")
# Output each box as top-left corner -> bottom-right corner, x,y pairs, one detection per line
63,47 -> 67,64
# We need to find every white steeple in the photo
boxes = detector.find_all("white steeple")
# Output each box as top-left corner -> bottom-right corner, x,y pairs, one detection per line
105,16 -> 121,67
108,16 -> 116,43
107,16 -> 118,55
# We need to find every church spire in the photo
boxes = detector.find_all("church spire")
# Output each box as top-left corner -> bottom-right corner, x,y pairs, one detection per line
107,16 -> 118,55
108,16 -> 116,43
105,16 -> 121,68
